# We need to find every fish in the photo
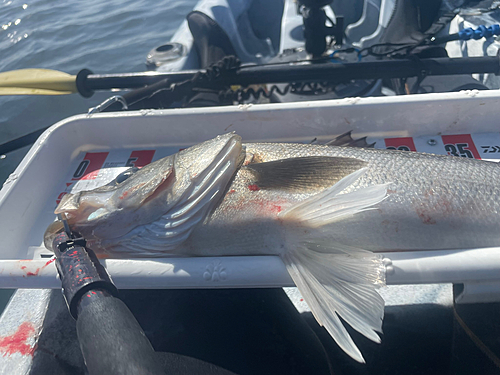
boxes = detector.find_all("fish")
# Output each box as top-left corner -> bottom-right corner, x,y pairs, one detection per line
44,132 -> 500,362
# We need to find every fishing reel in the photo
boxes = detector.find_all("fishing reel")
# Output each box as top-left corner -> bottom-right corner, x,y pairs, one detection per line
298,0 -> 343,58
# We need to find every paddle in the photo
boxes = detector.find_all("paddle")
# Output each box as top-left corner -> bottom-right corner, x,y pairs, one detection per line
0,68 -> 198,97
1,56 -> 499,97
0,68 -> 78,95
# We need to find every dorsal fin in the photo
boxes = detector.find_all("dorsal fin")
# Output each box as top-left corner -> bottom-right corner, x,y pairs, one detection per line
244,156 -> 367,192
321,131 -> 376,148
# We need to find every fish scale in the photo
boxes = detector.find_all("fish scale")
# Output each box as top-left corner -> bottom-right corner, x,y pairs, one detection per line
219,142 -> 500,252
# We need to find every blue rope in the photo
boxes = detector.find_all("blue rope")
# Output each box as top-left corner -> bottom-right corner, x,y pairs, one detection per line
459,24 -> 500,41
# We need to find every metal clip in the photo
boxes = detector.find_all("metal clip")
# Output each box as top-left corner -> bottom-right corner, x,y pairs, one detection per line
88,95 -> 128,115
57,213 -> 73,238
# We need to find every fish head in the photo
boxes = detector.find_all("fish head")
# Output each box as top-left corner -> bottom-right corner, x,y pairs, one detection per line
44,133 -> 243,250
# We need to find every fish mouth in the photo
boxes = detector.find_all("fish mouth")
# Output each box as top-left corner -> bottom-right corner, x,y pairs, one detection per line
43,220 -> 65,251
54,192 -> 81,214
54,191 -> 113,229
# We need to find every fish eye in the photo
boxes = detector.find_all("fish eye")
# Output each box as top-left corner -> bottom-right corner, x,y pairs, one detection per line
115,167 -> 139,184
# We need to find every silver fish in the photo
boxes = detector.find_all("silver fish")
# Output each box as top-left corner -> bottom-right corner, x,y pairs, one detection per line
44,133 -> 500,362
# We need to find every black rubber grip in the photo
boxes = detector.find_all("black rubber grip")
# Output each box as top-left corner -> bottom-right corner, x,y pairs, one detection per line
76,68 -> 94,98
52,232 -> 118,319
76,294 -> 165,375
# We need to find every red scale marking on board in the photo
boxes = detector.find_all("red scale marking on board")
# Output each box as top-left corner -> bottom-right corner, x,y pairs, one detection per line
126,150 -> 155,168
72,152 -> 109,181
0,322 -> 35,357
384,137 -> 417,151
441,134 -> 481,159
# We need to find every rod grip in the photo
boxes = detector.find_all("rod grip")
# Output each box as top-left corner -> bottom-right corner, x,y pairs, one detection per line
52,232 -> 118,319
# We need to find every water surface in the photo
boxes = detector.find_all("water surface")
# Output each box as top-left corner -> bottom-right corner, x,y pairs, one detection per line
0,0 -> 197,309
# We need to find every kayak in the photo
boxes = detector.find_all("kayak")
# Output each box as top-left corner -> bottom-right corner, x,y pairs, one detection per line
1,0 -> 500,374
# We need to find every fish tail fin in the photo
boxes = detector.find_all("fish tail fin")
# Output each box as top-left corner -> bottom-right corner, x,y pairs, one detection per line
279,168 -> 387,363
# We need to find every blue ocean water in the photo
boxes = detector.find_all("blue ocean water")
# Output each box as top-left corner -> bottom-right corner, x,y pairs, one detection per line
0,0 -> 197,182
0,0 -> 197,308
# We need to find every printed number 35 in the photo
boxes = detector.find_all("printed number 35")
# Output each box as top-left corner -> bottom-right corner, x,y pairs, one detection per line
445,143 -> 473,158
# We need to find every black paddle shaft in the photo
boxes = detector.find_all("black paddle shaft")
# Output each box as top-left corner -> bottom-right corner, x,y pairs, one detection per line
82,56 -> 500,91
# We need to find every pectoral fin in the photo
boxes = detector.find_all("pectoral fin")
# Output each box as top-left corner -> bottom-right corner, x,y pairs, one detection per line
279,168 -> 388,362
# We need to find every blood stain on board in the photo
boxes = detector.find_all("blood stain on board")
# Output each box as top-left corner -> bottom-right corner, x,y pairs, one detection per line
26,269 -> 40,277
20,258 -> 56,277
0,322 -> 35,356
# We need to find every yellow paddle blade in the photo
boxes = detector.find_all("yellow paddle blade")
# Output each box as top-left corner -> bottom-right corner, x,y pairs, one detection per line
0,87 -> 74,95
0,68 -> 77,95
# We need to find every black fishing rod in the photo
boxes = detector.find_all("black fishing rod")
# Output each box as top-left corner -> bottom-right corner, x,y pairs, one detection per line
82,56 -> 500,94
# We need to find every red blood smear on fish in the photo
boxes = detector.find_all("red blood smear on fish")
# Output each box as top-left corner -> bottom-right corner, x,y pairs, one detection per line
0,322 -> 35,356
119,191 -> 129,200
248,184 -> 260,191
271,205 -> 282,213
20,266 -> 26,270
44,258 -> 56,267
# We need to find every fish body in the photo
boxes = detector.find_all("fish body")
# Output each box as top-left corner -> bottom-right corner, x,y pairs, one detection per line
228,142 -> 500,252
45,133 -> 500,362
